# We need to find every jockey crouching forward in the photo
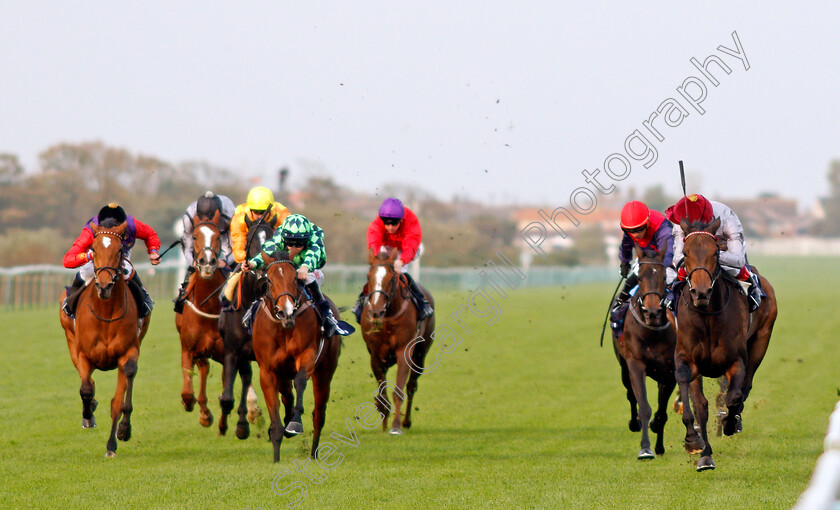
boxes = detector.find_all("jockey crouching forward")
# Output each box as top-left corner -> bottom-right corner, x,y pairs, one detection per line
352,197 -> 434,323
61,203 -> 161,318
665,193 -> 764,312
173,191 -> 236,313
243,214 -> 354,337
609,201 -> 675,338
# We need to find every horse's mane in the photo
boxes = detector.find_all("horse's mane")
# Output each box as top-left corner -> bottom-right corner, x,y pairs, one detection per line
273,250 -> 290,262
683,219 -> 715,235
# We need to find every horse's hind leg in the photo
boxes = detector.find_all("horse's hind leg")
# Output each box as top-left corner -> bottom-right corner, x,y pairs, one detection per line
310,369 -> 334,458
196,358 -> 213,427
651,380 -> 675,455
235,362 -> 254,440
219,351 -> 239,436
117,356 -> 138,443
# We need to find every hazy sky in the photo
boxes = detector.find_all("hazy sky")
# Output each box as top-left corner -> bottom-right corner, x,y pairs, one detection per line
2,2 -> 838,212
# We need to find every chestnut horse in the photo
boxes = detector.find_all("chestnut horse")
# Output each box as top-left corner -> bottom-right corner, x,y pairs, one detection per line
175,210 -> 226,430
59,221 -> 149,457
674,218 -> 778,471
613,242 -> 676,460
251,253 -> 341,462
218,220 -> 274,439
360,249 -> 435,435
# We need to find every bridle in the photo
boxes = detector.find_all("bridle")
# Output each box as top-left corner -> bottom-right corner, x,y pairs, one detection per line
629,260 -> 670,330
365,263 -> 410,319
193,220 -> 222,269
89,229 -> 129,322
682,230 -> 733,314
262,259 -> 309,321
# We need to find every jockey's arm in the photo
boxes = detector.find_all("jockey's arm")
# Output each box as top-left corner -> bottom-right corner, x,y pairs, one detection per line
181,212 -> 195,266
671,223 -> 686,269
717,208 -> 747,269
134,219 -> 162,265
63,228 -> 94,268
230,212 -> 249,263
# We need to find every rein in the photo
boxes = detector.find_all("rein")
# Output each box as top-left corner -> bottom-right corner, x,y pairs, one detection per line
364,264 -> 411,321
87,286 -> 130,323
263,260 -> 312,321
683,229 -> 733,314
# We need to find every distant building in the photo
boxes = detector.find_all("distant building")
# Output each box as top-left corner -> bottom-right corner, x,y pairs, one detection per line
720,196 -> 801,238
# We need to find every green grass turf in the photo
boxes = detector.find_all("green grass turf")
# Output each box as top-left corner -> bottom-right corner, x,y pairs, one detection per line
0,256 -> 837,509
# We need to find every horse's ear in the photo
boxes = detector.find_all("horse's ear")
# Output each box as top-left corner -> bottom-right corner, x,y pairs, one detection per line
634,242 -> 644,259
679,218 -> 690,233
386,248 -> 398,264
368,247 -> 377,265
707,217 -> 721,234
260,251 -> 273,265
211,209 -> 221,224
255,277 -> 269,297
657,239 -> 668,260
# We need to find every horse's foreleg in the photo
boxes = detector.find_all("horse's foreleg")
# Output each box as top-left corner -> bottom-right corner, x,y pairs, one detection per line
619,357 -> 640,432
286,369 -> 307,436
106,362 -> 130,457
675,359 -> 703,455
235,364 -> 255,440
690,376 -> 715,470
723,359 -> 746,436
390,348 -> 411,435
258,365 -> 283,462
180,349 -> 196,412
196,358 -> 213,427
76,354 -> 97,429
626,359 -> 653,459
651,380 -> 675,455
370,359 -> 390,432
219,351 -> 239,436
117,355 -> 138,443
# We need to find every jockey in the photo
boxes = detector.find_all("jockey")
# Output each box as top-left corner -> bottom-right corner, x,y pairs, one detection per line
665,193 -> 763,312
173,191 -> 236,313
352,197 -> 433,323
230,186 -> 290,266
609,200 -> 675,337
61,203 -> 161,318
243,214 -> 354,337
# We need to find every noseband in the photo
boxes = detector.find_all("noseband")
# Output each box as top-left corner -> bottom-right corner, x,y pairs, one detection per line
92,230 -> 126,285
684,230 -> 721,292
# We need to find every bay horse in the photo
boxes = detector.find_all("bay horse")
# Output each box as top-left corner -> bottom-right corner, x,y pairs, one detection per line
612,242 -> 676,459
674,218 -> 778,471
217,220 -> 274,439
59,220 -> 148,457
360,248 -> 435,435
251,252 -> 341,462
175,210 -> 226,430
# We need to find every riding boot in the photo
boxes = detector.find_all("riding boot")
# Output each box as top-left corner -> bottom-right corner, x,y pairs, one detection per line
62,272 -> 86,318
129,272 -> 154,318
747,272 -> 763,312
609,274 -> 638,335
173,266 -> 195,314
402,273 -> 433,321
351,285 -> 368,324
304,281 -> 354,337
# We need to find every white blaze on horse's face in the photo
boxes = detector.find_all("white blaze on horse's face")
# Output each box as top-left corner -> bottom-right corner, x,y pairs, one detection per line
371,266 -> 387,307
198,225 -> 215,249
277,265 -> 294,317
102,237 -> 111,249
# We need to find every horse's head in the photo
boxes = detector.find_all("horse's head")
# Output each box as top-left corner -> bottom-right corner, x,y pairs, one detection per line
91,221 -> 127,299
192,210 -> 222,278
365,247 -> 400,323
258,252 -> 301,329
681,217 -> 722,307
634,240 -> 668,325
245,216 -> 275,260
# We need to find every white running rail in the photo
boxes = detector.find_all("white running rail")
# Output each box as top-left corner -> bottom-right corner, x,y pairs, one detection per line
793,400 -> 840,509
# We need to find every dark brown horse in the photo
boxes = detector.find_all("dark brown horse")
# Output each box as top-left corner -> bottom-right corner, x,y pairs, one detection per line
217,220 -> 274,439
175,211 -> 226,429
674,218 -> 778,471
360,249 -> 435,435
59,221 -> 148,457
613,242 -> 676,459
251,253 -> 341,461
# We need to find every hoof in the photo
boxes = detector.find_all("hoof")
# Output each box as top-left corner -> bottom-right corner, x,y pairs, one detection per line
389,428 -> 403,435
117,422 -> 131,442
637,448 -> 655,460
200,412 -> 214,428
284,421 -> 303,437
105,450 -> 116,458
655,444 -> 665,456
629,419 -> 641,432
236,424 -> 250,440
82,417 -> 97,429
684,437 -> 705,455
723,414 -> 743,436
402,419 -> 412,429
696,456 -> 716,471
182,397 -> 196,413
